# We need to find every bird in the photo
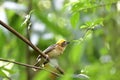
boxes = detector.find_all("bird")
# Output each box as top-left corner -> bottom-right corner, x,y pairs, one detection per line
34,39 -> 70,68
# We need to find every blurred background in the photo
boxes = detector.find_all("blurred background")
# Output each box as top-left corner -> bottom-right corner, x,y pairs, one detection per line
0,0 -> 120,80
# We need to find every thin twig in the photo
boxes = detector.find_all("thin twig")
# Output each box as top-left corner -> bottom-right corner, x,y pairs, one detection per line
25,0 -> 33,79
0,20 -> 48,60
0,58 -> 61,77
74,1 -> 118,12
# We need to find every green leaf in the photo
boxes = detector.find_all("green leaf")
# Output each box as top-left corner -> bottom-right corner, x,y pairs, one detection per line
85,21 -> 93,27
21,10 -> 33,27
72,2 -> 84,12
94,18 -> 104,26
70,12 -> 80,28
85,18 -> 104,27
80,25 -> 88,29
33,70 -> 49,80
106,4 -> 111,11
2,67 -> 14,74
0,70 -> 7,78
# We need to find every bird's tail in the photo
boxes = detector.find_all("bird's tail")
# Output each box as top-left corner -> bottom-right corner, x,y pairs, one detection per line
33,55 -> 50,71
32,57 -> 42,71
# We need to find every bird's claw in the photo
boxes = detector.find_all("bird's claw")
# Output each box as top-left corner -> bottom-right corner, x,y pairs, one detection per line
41,64 -> 45,67
45,54 -> 49,62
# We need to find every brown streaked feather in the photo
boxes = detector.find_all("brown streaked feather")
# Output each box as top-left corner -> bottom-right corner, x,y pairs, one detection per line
43,44 -> 56,54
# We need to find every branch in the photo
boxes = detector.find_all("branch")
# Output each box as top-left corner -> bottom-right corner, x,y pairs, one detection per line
0,58 -> 90,79
0,20 -> 65,75
0,20 -> 48,60
25,1 -> 33,79
0,58 -> 61,77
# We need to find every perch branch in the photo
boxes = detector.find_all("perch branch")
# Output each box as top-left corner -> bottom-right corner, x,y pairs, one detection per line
0,58 -> 61,77
0,20 -> 48,60
0,20 -> 65,75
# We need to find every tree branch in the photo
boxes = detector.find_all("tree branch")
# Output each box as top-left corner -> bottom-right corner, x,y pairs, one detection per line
75,1 -> 118,12
25,2 -> 32,80
0,58 -> 90,79
0,20 -> 49,60
0,58 -> 61,77
0,20 -> 65,75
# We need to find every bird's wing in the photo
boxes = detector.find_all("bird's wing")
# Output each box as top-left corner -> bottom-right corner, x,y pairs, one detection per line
36,44 -> 56,61
43,44 -> 56,54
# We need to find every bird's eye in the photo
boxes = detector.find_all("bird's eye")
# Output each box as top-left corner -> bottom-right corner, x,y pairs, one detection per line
61,41 -> 66,47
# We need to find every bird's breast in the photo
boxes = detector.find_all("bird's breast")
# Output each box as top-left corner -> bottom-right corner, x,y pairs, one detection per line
48,46 -> 65,58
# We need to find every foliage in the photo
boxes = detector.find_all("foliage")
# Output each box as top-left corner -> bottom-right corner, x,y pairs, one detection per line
0,0 -> 120,80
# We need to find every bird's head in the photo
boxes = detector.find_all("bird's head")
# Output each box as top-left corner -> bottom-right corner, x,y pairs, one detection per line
56,39 -> 70,47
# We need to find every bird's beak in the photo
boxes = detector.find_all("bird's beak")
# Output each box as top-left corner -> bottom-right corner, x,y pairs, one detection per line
66,41 -> 70,44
